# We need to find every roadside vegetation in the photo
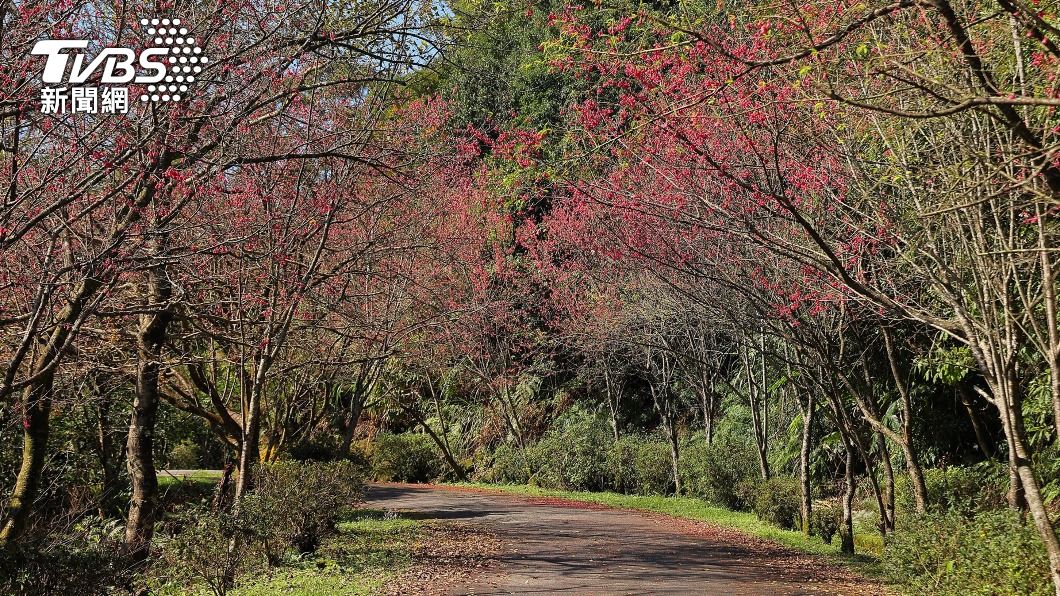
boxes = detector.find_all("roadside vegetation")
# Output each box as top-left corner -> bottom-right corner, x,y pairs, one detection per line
364,417 -> 1053,595
2,460 -> 421,595
3,1 -> 1060,595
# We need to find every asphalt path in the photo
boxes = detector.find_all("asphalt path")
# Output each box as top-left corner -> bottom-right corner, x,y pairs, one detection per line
365,484 -> 880,595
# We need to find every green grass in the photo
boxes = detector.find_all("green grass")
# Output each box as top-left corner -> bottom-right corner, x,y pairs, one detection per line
158,469 -> 222,488
154,509 -> 421,595
153,469 -> 420,594
234,509 -> 420,595
157,471 -> 222,510
233,566 -> 387,596
452,482 -> 883,575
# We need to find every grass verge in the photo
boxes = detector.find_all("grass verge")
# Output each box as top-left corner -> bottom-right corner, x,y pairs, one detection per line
158,469 -> 223,487
233,509 -> 419,595
153,509 -> 421,595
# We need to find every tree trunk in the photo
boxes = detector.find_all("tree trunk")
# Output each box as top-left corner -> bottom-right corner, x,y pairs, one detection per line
650,384 -> 681,495
760,333 -> 768,476
419,419 -> 468,481
849,421 -> 888,537
1035,206 -> 1060,440
96,394 -> 121,518
602,363 -> 623,441
496,387 -> 532,480
958,383 -> 994,459
125,246 -> 172,560
0,277 -> 102,547
666,416 -> 681,495
990,366 -> 1060,593
839,435 -> 856,555
607,393 -> 621,442
235,382 -> 263,502
212,462 -> 235,512
98,407 -> 119,515
897,439 -> 928,514
700,376 -> 716,445
339,390 -> 366,458
0,381 -> 53,547
799,393 -> 814,535
876,432 -> 896,533
741,346 -> 770,480
880,326 -> 929,513
399,398 -> 468,481
1006,437 -> 1026,511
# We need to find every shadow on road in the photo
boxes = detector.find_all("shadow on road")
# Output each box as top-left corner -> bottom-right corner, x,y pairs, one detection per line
365,483 -> 877,595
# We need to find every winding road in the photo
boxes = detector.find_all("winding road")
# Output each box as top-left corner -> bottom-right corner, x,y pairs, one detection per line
365,484 -> 881,595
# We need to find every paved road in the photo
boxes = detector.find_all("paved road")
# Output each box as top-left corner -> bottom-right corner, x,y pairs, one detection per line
365,484 -> 878,595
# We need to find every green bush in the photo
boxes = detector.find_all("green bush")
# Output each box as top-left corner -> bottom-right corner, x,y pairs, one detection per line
0,520 -> 132,596
810,502 -> 841,544
481,443 -> 532,484
153,461 -> 364,593
529,417 -> 613,491
487,431 -> 729,497
369,432 -> 444,483
631,439 -> 674,495
483,416 -> 686,495
167,439 -> 201,469
157,507 -> 254,596
749,476 -> 801,530
484,431 -> 674,495
883,509 -> 1050,596
484,425 -> 764,499
895,463 -> 1007,518
344,443 -> 372,476
679,435 -> 759,509
527,435 -> 567,489
606,436 -> 640,494
241,460 -> 365,558
286,432 -> 342,462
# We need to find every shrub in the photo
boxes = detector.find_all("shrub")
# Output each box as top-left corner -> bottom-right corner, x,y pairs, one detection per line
499,429 -> 675,495
734,479 -> 759,512
167,439 -> 201,469
483,416 -> 621,492
529,417 -> 613,491
895,463 -> 1007,518
369,432 -> 443,483
153,461 -> 364,593
631,439 -> 674,495
481,443 -> 531,484
286,432 -> 342,462
241,460 -> 365,558
749,476 -> 801,530
157,507 -> 254,596
347,442 -> 372,467
606,436 -> 640,494
0,520 -> 133,596
679,435 -> 759,509
485,425 -> 763,500
527,435 -> 567,489
810,503 -> 841,544
883,509 -> 1050,596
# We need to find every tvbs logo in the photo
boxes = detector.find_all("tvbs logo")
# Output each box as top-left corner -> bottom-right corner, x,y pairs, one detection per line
32,17 -> 207,115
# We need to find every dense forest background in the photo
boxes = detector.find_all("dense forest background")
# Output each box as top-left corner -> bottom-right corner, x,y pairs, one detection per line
2,0 -> 1060,594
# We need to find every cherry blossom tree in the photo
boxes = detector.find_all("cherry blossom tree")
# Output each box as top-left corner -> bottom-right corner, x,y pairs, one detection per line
0,0 -> 438,553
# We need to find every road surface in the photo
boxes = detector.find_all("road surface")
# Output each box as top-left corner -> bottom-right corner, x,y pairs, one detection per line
364,484 -> 880,595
